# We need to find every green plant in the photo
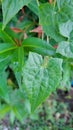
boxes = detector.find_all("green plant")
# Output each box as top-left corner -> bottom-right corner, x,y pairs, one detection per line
0,0 -> 73,122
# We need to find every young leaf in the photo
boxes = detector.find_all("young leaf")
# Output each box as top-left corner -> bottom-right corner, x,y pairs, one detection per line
22,52 -> 62,112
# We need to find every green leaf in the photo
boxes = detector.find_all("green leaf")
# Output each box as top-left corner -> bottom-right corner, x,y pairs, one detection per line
10,111 -> 15,124
18,46 -> 24,71
61,61 -> 71,89
69,30 -> 73,43
0,54 -> 11,72
2,0 -> 32,29
56,0 -> 65,9
16,46 -> 24,87
9,47 -> 24,88
39,1 -> 73,42
0,72 -> 10,103
0,29 -> 15,44
58,2 -> 73,22
4,27 -> 21,41
10,62 -> 21,88
39,3 -> 65,42
59,20 -> 73,38
28,0 -> 39,16
0,43 -> 17,73
70,42 -> 73,53
16,20 -> 32,30
0,105 -> 10,119
0,43 -> 17,54
56,41 -> 73,58
22,52 -> 62,112
10,90 -> 30,121
22,37 -> 55,56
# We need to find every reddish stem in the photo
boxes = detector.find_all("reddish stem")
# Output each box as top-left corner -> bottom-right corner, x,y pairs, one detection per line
48,0 -> 52,3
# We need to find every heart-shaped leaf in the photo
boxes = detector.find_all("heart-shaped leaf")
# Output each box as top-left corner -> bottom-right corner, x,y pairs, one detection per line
22,52 -> 62,112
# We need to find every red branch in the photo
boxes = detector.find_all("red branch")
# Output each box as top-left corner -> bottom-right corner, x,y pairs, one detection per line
48,0 -> 52,3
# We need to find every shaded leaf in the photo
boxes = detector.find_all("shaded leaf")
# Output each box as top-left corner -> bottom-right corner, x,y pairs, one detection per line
0,72 -> 10,103
10,90 -> 30,121
61,61 -> 71,89
69,30 -> 73,43
28,0 -> 39,16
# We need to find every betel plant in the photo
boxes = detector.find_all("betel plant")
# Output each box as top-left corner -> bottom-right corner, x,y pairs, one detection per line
0,0 -> 73,122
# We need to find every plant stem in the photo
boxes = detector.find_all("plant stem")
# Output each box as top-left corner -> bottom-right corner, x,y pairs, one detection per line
48,0 -> 52,3
36,0 -> 40,6
54,0 -> 56,7
42,32 -> 44,40
47,36 -> 49,44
